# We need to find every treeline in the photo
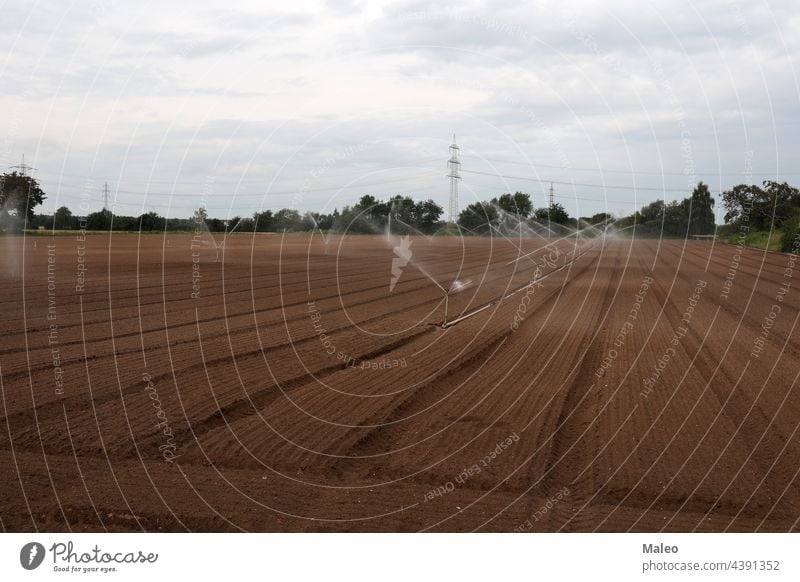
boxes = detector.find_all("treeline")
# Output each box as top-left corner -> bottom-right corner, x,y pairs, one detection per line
458,182 -> 718,238
617,180 -> 800,251
616,182 -> 716,237
457,192 -> 584,234
325,194 -> 445,234
28,207 -> 318,233
718,180 -> 800,251
26,194 -> 447,234
25,189 -> 597,236
10,168 -> 800,251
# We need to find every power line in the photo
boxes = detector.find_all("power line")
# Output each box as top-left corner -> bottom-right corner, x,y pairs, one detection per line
460,168 -> 718,195
40,172 -> 440,198
43,169 -> 644,208
39,172 -> 446,211
30,156 -> 444,185
462,155 -> 800,177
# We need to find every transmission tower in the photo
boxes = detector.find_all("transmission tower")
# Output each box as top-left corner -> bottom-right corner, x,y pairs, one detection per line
447,135 -> 461,221
549,182 -> 554,207
10,154 -> 36,176
103,182 -> 110,212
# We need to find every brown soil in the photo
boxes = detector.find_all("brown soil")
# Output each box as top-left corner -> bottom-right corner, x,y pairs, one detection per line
1,232 -> 798,532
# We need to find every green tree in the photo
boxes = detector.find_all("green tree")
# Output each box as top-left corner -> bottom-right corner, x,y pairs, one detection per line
589,212 -> 613,225
494,192 -> 532,218
299,212 -> 316,231
639,199 -> 665,224
458,202 -> 498,234
29,213 -> 51,229
331,205 -> 356,232
207,217 -> 226,232
356,195 -> 380,219
762,181 -> 800,229
253,210 -> 274,232
54,206 -> 74,229
411,199 -> 444,233
687,182 -> 715,235
379,195 -> 413,234
310,211 -> 333,231
781,209 -> 800,253
721,183 -> 758,225
113,215 -> 137,230
273,208 -> 303,231
138,211 -> 165,231
0,172 -> 46,230
535,202 -> 570,225
664,201 -> 688,236
388,195 -> 415,222
237,217 -> 256,232
722,181 -> 800,230
86,209 -> 112,231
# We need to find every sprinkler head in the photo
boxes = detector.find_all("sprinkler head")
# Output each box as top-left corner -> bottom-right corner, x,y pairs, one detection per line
448,279 -> 471,294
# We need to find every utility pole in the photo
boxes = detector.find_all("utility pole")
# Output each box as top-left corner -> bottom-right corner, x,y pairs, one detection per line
447,135 -> 461,222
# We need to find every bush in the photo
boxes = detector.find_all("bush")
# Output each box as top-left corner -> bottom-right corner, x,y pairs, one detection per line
716,223 -> 736,238
781,210 -> 800,253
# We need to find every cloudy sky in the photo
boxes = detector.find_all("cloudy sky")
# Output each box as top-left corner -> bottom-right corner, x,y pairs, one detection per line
2,0 -> 799,220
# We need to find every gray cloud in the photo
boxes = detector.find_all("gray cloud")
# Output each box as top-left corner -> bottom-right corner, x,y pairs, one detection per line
0,0 -> 798,220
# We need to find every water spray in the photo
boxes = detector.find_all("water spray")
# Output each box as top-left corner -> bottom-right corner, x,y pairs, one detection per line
344,204 -> 474,326
393,215 -> 435,241
429,276 -> 473,326
308,213 -> 331,254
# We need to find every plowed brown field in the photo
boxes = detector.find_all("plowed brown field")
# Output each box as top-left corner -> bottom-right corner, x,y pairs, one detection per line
1,232 -> 799,532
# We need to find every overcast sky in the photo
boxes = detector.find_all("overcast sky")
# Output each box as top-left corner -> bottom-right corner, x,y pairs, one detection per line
1,0 -> 799,220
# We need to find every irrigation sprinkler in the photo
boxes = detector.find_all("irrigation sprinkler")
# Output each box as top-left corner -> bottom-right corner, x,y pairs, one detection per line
434,278 -> 473,326
308,214 -> 331,254
400,260 -> 465,326
378,212 -> 472,326
210,216 -> 244,262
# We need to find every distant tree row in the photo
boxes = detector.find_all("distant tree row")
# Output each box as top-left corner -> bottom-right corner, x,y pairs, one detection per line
23,193 -> 446,235
457,191 -> 577,234
615,182 -> 716,236
329,194 -> 445,234
9,169 -> 800,250
618,180 -> 800,244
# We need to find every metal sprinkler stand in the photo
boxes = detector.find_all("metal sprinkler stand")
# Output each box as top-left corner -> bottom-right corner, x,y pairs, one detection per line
425,280 -> 451,327
440,280 -> 472,326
